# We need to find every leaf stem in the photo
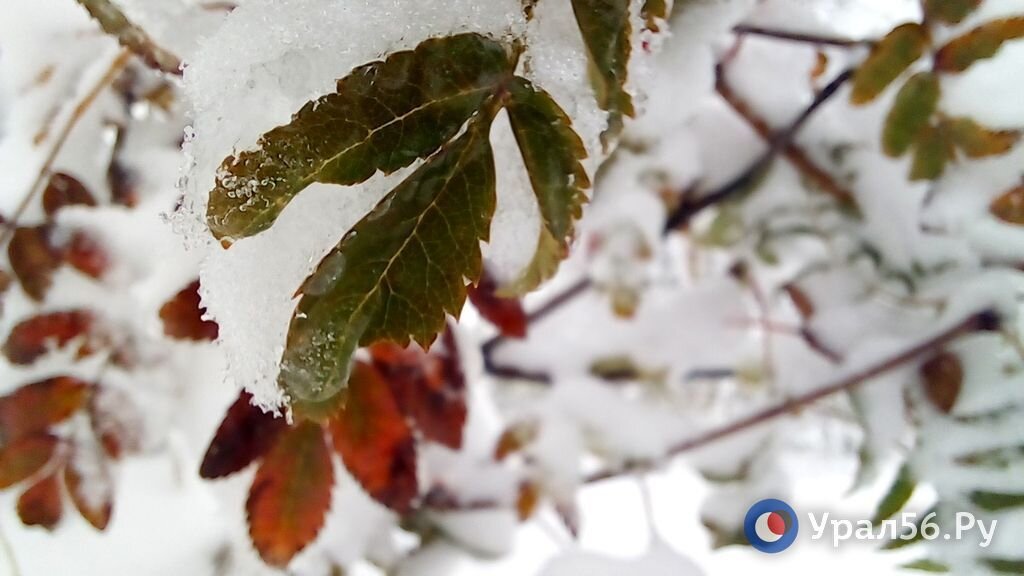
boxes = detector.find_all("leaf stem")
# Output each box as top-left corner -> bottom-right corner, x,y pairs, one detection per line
75,0 -> 183,76
583,309 -> 999,483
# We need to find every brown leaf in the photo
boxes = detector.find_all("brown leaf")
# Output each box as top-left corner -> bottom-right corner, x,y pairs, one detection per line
991,185 -> 1024,225
247,422 -> 333,567
0,434 -> 59,489
64,443 -> 113,530
329,361 -> 417,513
467,271 -> 528,339
17,474 -> 63,530
64,231 -> 109,279
160,280 -> 219,341
200,391 -> 287,479
3,310 -> 96,365
370,329 -> 467,449
920,351 -> 963,413
516,481 -> 541,521
41,173 -> 97,216
8,226 -> 62,301
935,17 -> 1024,73
945,117 -> 1021,158
0,376 -> 91,443
493,421 -> 539,461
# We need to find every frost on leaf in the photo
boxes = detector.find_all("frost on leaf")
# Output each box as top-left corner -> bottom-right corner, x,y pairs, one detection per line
247,421 -> 333,567
65,442 -> 114,531
850,23 -> 928,105
570,0 -> 635,145
934,18 -> 1024,73
199,391 -> 287,479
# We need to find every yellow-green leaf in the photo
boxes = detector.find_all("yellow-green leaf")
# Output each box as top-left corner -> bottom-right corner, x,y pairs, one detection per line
503,77 -> 590,294
945,117 -> 1021,158
280,117 -> 497,409
851,23 -> 928,105
883,72 -> 940,157
970,491 -> 1024,512
872,463 -> 916,524
924,0 -> 982,25
571,0 -> 635,145
910,124 -> 954,181
935,17 -> 1024,73
207,33 -> 516,241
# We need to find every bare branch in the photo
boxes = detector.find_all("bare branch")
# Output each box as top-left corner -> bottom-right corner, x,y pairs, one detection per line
76,0 -> 183,76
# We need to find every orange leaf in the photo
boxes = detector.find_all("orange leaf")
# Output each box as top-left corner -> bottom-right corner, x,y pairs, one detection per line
920,351 -> 963,413
41,172 -> 97,217
935,17 -> 1024,73
516,481 -> 541,521
0,376 -> 91,443
329,361 -> 417,512
160,280 -> 219,341
468,271 -> 528,338
371,329 -> 467,449
200,391 -> 287,479
247,422 -> 333,567
17,473 -> 63,530
65,442 -> 113,530
3,310 -> 96,365
0,434 -> 58,489
991,185 -> 1024,225
8,226 -> 62,301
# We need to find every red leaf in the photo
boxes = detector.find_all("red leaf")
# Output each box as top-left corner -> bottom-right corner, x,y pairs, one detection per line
65,442 -> 113,530
160,280 -> 219,341
64,231 -> 109,279
3,310 -> 96,365
329,361 -> 418,513
17,473 -> 63,530
370,330 -> 467,449
467,271 -> 527,338
200,391 -> 287,479
247,422 -> 333,567
8,226 -> 62,301
42,173 -> 97,216
0,434 -> 59,489
0,376 -> 91,443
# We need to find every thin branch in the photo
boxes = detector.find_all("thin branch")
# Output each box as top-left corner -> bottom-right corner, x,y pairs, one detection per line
583,309 -> 999,483
0,50 -> 132,247
76,0 -> 183,76
733,25 -> 876,48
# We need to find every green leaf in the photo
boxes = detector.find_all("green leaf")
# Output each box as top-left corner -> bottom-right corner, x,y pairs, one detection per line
970,491 -> 1024,512
279,116 -> 497,408
935,17 -> 1024,73
571,0 -> 635,145
883,72 -> 940,157
985,559 -> 1024,574
642,0 -> 669,32
851,23 -> 929,105
207,33 -> 516,241
903,559 -> 949,573
910,124 -> 954,181
503,77 -> 589,294
924,0 -> 982,25
945,117 -> 1021,158
872,463 -> 916,525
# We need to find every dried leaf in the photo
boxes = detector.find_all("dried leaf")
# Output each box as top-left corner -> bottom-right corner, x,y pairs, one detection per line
3,311 -> 96,365
991,185 -> 1024,224
920,351 -> 963,413
467,270 -> 528,338
571,0 -> 635,144
851,23 -> 928,104
64,231 -> 109,279
8,226 -> 62,301
160,280 -> 219,341
910,124 -> 954,181
199,391 -> 287,479
0,434 -> 58,489
945,117 -> 1020,158
247,422 -> 333,567
207,33 -> 516,241
924,0 -> 982,25
17,473 -> 63,530
935,17 -> 1024,73
883,72 -> 940,157
280,116 -> 497,408
64,443 -> 113,530
0,377 -> 91,443
41,173 -> 97,216
329,362 -> 417,512
370,328 -> 467,449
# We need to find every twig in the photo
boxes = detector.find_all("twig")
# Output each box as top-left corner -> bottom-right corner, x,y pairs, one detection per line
0,50 -> 132,247
76,0 -> 183,76
733,25 -> 876,48
583,309 -> 999,483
